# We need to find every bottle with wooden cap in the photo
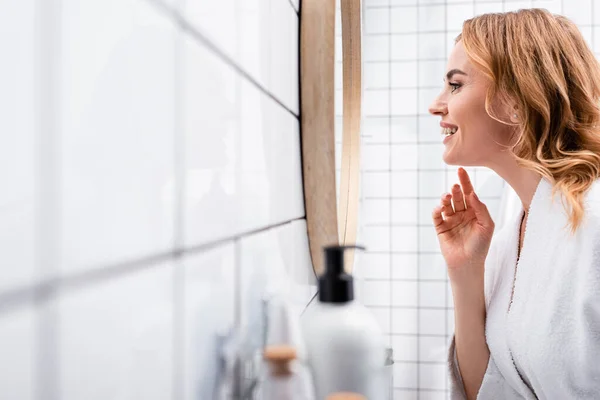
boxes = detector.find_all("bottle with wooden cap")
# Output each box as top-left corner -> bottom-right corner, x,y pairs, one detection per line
301,245 -> 387,399
259,344 -> 315,400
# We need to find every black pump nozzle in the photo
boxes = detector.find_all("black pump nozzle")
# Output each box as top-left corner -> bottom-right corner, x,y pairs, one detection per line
319,244 -> 366,303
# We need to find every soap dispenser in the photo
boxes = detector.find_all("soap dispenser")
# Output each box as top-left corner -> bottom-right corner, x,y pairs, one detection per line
301,245 -> 387,400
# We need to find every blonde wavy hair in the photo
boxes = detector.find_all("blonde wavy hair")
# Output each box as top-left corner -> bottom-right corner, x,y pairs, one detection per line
456,8 -> 600,233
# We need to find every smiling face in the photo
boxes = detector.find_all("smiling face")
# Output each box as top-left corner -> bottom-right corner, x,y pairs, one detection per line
429,41 -> 515,167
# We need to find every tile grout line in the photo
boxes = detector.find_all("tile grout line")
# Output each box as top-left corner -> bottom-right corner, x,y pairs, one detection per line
388,0 -> 394,374
416,3 -> 421,397
34,0 -> 62,398
172,0 -> 185,395
0,217 -> 306,316
142,0 -> 300,121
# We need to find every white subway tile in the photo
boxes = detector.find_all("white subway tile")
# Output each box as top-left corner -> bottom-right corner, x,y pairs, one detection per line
362,226 -> 392,252
419,390 -> 447,400
361,281 -> 391,306
391,254 -> 418,280
363,198 -> 392,224
270,0 -> 299,114
238,82 -> 304,232
183,243 -> 235,400
418,60 -> 446,87
394,389 -> 419,400
363,171 -> 391,197
418,198 -> 440,225
419,115 -> 444,143
393,362 -> 418,388
364,89 -> 391,116
364,36 -> 390,62
182,34 -> 238,246
391,227 -> 418,252
59,0 -> 176,271
475,2 -> 504,15
239,222 -> 314,353
363,116 -> 391,143
356,252 -> 391,279
419,87 -> 441,116
532,0 -> 562,14
419,281 -> 446,307
581,26 -> 593,50
419,225 -> 439,252
418,171 -> 446,197
392,335 -> 418,361
58,262 -> 173,400
418,5 -> 445,32
418,144 -> 446,170
390,0 -> 417,5
185,0 -> 237,61
504,1 -> 534,12
418,33 -> 445,59
365,8 -> 391,34
392,308 -> 418,334
391,89 -> 419,115
392,281 -> 418,307
419,336 -> 447,363
391,144 -> 418,170
391,35 -> 418,60
418,254 -> 447,280
391,199 -> 418,224
369,307 -> 392,333
418,309 -> 445,335
363,145 -> 391,170
0,306 -> 35,400
0,0 -> 35,291
391,171 -> 418,197
419,363 -> 447,390
390,61 -> 418,88
446,30 -> 461,58
238,0 -> 270,89
447,309 -> 455,333
365,62 -> 391,89
391,7 -> 418,33
447,3 -> 474,31
335,88 -> 343,116
391,117 -> 419,143
335,61 -> 343,89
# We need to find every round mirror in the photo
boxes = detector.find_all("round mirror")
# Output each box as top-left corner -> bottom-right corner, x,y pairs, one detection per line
300,0 -> 363,276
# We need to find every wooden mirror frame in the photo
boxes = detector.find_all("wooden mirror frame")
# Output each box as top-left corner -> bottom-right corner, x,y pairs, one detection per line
300,0 -> 362,276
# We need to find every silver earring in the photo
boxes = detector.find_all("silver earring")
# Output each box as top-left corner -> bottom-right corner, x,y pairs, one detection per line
513,113 -> 518,119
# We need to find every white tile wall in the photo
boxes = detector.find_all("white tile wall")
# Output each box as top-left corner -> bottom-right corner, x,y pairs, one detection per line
0,0 -> 309,398
344,1 -> 600,398
0,306 -> 35,400
0,0 -> 36,292
57,262 -> 173,400
59,0 -> 176,272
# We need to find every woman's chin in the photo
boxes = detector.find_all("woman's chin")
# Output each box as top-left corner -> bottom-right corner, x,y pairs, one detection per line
442,149 -> 460,166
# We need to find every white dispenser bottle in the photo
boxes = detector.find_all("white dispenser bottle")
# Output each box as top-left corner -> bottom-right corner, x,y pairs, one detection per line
301,245 -> 387,400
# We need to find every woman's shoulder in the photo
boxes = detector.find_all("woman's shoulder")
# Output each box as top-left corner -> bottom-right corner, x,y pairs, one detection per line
584,178 -> 600,221
579,179 -> 600,241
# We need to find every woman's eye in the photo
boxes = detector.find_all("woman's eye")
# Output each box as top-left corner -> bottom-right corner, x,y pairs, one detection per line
449,82 -> 461,93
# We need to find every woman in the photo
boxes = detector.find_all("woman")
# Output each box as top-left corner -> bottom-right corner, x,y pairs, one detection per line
429,8 -> 600,399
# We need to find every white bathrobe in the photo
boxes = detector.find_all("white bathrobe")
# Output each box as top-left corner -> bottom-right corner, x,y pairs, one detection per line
448,177 -> 600,399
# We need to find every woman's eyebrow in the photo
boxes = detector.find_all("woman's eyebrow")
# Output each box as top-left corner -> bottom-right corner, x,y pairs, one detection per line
445,69 -> 468,80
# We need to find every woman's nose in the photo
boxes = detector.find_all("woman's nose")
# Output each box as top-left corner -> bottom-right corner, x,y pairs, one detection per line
428,95 -> 447,116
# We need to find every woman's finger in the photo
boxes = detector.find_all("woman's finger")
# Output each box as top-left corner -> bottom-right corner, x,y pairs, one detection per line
458,168 -> 476,206
432,205 -> 445,229
441,193 -> 455,216
451,184 -> 466,212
